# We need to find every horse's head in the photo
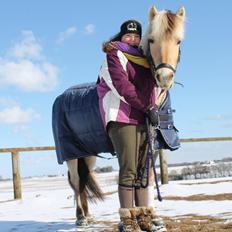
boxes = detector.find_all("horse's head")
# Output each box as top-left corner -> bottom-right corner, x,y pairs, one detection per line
140,6 -> 185,89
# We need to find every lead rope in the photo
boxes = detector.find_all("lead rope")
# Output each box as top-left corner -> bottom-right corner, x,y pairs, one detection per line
140,117 -> 162,201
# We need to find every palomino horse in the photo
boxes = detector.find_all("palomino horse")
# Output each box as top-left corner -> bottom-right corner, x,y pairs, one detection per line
52,5 -> 185,226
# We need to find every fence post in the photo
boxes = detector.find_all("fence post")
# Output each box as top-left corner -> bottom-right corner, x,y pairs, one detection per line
159,149 -> 169,184
11,151 -> 22,199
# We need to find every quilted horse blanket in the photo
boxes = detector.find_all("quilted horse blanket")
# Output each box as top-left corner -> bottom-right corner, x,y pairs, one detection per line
52,83 -> 180,164
52,83 -> 114,164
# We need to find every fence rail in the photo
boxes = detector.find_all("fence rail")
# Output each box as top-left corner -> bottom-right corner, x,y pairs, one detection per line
1,136 -> 232,200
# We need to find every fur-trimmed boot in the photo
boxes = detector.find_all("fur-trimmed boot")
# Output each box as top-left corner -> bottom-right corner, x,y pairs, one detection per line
118,208 -> 141,232
137,207 -> 167,232
147,207 -> 167,231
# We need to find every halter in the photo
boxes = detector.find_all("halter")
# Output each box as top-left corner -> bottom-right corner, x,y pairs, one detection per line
146,40 -> 181,75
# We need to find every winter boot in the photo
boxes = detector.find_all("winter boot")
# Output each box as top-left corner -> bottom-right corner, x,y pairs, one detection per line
147,207 -> 167,231
118,208 -> 141,232
137,207 -> 167,232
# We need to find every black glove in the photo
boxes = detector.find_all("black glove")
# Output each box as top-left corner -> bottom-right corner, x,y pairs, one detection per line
146,107 -> 159,127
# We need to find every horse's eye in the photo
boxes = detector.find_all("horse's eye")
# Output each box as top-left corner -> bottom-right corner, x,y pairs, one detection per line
148,39 -> 154,44
177,40 -> 181,45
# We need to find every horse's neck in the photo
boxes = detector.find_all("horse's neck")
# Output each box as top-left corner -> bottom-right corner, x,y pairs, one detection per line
155,88 -> 167,108
140,31 -> 167,108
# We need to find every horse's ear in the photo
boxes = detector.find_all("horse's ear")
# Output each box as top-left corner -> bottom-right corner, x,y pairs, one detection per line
176,6 -> 185,19
149,5 -> 158,21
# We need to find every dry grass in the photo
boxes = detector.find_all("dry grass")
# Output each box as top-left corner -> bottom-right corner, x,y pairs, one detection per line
165,215 -> 232,232
164,193 -> 232,201
180,179 -> 232,185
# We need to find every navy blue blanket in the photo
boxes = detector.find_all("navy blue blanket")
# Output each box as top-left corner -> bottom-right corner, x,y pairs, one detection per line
52,83 -> 114,164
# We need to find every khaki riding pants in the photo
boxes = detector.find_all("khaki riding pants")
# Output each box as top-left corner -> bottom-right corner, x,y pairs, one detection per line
108,122 -> 148,187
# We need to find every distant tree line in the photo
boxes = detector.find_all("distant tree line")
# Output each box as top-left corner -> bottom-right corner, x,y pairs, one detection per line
165,156 -> 232,168
94,166 -> 113,173
169,162 -> 232,180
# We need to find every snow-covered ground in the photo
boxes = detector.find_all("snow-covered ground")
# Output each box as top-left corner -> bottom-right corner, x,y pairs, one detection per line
0,171 -> 232,231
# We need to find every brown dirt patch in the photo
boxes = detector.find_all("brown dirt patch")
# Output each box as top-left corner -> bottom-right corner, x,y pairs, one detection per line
180,179 -> 232,185
94,215 -> 232,231
164,193 -> 232,201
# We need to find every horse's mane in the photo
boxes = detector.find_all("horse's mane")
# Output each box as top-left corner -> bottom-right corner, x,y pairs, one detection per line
140,10 -> 185,54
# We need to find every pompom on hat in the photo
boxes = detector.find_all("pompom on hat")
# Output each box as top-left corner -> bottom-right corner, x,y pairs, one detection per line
110,19 -> 142,41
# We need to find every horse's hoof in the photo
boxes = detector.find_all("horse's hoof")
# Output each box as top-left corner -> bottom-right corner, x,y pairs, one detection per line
76,216 -> 88,227
86,215 -> 94,223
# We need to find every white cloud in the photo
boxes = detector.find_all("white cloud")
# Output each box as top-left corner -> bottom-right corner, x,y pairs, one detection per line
206,114 -> 232,121
207,114 -> 224,121
0,31 -> 59,92
13,125 -> 41,146
0,97 -> 18,106
8,31 -> 42,59
56,26 -> 77,44
0,106 -> 40,124
84,24 -> 95,34
0,60 -> 58,91
205,114 -> 232,129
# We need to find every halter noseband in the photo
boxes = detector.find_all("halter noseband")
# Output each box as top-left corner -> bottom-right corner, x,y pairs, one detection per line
146,40 -> 181,75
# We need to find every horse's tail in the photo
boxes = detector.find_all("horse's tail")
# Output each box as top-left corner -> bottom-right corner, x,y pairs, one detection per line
78,158 -> 104,202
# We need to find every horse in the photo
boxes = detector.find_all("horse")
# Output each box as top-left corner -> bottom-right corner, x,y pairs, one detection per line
52,5 -> 185,227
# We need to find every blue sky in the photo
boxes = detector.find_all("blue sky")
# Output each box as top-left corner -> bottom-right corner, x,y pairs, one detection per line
0,1 -> 232,178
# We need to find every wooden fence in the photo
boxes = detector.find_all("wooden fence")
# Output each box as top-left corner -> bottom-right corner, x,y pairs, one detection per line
0,137 -> 232,200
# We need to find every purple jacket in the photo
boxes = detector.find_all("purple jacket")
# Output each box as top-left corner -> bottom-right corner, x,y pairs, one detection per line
97,43 -> 156,128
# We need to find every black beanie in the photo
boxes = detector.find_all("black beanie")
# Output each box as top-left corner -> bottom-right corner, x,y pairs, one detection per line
110,19 -> 142,41
120,20 -> 142,37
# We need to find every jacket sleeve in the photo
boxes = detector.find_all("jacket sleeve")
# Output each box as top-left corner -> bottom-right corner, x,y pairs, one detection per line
104,49 -> 150,112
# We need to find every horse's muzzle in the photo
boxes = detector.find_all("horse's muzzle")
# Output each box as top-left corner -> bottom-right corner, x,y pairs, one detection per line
155,69 -> 174,89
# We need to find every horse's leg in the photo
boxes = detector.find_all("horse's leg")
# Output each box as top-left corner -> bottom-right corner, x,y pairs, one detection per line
66,159 -> 88,226
80,156 -> 97,219
71,155 -> 103,224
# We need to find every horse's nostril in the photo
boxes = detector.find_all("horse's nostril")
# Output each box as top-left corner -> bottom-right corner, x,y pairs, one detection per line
168,73 -> 174,81
156,74 -> 160,82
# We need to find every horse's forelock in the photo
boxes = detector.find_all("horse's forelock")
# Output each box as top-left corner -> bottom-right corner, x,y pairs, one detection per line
149,10 -> 184,41
166,11 -> 176,34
